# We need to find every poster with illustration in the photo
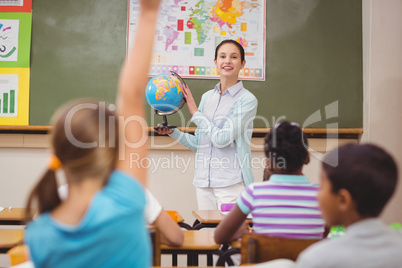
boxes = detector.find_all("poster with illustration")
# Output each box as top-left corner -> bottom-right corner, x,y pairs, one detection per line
128,0 -> 266,80
0,0 -> 32,13
0,68 -> 29,125
0,73 -> 18,117
0,12 -> 31,68
0,19 -> 19,62
0,0 -> 32,125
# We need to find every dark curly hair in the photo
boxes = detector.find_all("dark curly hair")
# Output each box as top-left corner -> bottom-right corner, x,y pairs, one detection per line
264,121 -> 308,173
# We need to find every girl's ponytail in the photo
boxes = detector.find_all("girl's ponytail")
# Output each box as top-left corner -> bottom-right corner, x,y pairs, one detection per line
25,169 -> 61,222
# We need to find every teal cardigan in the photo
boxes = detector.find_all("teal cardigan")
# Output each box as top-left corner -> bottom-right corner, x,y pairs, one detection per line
169,86 -> 258,187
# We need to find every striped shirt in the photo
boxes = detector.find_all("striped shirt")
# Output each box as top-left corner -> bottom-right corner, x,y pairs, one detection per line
237,174 -> 325,239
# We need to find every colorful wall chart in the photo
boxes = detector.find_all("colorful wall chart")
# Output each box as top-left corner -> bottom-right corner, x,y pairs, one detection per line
128,0 -> 266,80
0,0 -> 32,12
0,0 -> 32,125
0,68 -> 29,124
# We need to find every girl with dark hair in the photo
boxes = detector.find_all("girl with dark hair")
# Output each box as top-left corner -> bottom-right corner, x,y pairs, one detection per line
155,39 -> 258,210
24,0 -> 162,267
214,121 -> 325,244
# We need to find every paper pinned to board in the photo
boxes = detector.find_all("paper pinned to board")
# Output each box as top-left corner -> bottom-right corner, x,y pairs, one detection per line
0,207 -> 4,212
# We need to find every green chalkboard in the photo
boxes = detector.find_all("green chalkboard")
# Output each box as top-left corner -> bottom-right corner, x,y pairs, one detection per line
30,0 -> 362,128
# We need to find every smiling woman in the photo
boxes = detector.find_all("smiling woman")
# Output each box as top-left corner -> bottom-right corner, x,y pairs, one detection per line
154,39 -> 258,210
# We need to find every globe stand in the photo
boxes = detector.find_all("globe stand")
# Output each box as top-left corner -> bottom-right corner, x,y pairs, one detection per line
153,114 -> 177,129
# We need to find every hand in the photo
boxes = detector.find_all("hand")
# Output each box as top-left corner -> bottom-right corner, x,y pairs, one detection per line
154,124 -> 174,135
182,85 -> 198,115
140,0 -> 162,12
231,221 -> 250,241
263,166 -> 272,181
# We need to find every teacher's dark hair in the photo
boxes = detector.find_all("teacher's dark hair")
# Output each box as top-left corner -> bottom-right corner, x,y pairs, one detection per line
214,39 -> 245,62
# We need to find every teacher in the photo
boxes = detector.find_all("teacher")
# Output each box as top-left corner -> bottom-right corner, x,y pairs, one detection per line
155,40 -> 258,210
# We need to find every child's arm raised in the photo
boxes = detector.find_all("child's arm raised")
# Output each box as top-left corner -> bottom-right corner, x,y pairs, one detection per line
116,0 -> 161,185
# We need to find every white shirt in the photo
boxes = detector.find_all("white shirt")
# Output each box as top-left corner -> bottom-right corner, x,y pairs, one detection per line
58,184 -> 162,225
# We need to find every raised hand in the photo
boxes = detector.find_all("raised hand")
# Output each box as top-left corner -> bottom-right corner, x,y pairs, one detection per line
140,0 -> 162,13
116,0 -> 162,185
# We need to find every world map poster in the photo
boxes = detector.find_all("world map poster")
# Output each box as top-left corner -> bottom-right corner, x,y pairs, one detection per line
128,0 -> 266,80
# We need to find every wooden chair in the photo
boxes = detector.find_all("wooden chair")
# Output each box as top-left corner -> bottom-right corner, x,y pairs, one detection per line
241,233 -> 321,264
0,229 -> 24,254
148,226 -> 161,266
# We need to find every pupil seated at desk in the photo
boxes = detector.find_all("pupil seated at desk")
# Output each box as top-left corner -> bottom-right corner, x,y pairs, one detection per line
295,144 -> 402,267
22,1 -> 163,267
214,121 -> 325,244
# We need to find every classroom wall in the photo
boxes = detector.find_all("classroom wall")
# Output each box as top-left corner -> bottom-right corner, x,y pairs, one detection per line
361,0 -> 402,223
0,136 -> 351,223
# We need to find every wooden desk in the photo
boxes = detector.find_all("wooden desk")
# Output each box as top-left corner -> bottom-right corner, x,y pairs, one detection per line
161,230 -> 221,266
176,213 -> 192,230
177,213 -> 184,223
192,211 -> 253,266
0,208 -> 36,225
192,210 -> 225,230
166,210 -> 192,230
192,210 -> 252,230
0,229 -> 24,253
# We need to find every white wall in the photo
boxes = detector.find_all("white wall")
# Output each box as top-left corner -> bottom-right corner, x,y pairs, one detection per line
362,0 -> 402,223
0,139 -> 344,267
0,148 -> 49,208
0,137 -> 351,224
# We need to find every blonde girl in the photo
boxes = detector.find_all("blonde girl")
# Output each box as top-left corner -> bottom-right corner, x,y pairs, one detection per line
24,0 -> 162,267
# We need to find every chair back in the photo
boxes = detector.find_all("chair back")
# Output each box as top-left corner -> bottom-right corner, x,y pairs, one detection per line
7,244 -> 29,266
241,233 -> 321,264
148,226 -> 161,266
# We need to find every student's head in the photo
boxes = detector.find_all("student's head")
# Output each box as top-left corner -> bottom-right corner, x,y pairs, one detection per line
263,121 -> 309,179
26,100 -> 119,217
214,40 -> 246,77
319,144 -> 398,226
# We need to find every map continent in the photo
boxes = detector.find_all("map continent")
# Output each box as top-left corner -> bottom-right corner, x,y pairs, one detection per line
154,76 -> 183,101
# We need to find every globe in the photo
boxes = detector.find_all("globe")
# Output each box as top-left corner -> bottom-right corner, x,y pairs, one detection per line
145,71 -> 186,128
